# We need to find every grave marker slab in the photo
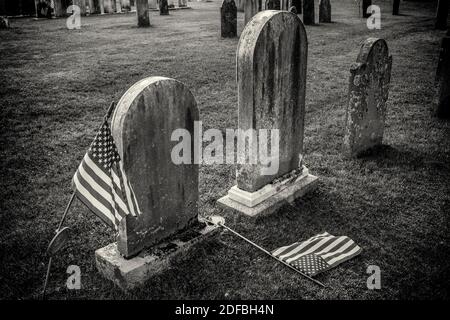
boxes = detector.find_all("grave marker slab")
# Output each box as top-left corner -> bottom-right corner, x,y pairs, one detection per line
136,0 -> 150,27
319,0 -> 331,23
343,38 -> 393,157
218,11 -> 318,217
221,0 -> 237,38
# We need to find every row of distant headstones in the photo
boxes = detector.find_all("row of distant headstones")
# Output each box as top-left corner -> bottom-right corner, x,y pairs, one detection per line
112,10 -> 398,257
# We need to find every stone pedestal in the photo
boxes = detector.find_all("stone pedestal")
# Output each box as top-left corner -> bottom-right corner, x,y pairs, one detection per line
96,220 -> 219,290
218,167 -> 318,217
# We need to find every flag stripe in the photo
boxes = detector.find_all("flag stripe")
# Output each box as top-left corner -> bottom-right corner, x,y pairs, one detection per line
321,239 -> 356,259
327,246 -> 361,266
286,237 -> 337,263
120,163 -> 138,216
73,174 -> 116,227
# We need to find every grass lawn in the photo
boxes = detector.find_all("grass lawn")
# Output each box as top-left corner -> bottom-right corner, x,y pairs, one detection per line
0,0 -> 449,299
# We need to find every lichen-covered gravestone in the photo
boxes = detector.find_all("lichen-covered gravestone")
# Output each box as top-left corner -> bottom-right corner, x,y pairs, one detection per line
303,0 -> 315,25
95,77 -> 219,290
221,0 -> 237,38
319,0 -> 331,23
218,11 -> 318,217
435,32 -> 450,118
244,0 -> 263,26
343,38 -> 393,157
160,0 -> 169,15
136,0 -> 150,27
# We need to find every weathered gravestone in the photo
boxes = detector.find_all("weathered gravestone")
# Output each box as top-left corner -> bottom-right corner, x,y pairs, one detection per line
343,38 -> 393,157
303,0 -> 314,25
244,0 -> 263,26
392,0 -> 400,15
0,16 -> 10,29
362,0 -> 372,18
265,0 -> 280,10
319,0 -> 331,23
435,0 -> 449,30
160,0 -> 169,15
218,11 -> 318,217
221,0 -> 237,38
136,0 -> 150,27
95,77 -> 219,290
435,31 -> 450,118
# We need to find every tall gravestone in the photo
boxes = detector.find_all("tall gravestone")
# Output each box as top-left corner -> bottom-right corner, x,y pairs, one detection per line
136,0 -> 150,27
319,0 -> 331,23
303,0 -> 314,25
343,38 -> 393,157
221,0 -> 237,38
362,0 -> 372,18
160,0 -> 169,15
218,11 -> 318,217
435,31 -> 450,118
244,0 -> 262,26
110,77 -> 199,258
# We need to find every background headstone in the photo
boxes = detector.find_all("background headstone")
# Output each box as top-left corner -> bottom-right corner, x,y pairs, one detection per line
244,0 -> 262,26
319,0 -> 331,23
303,0 -> 314,25
435,0 -> 449,30
111,77 -> 199,258
136,0 -> 150,27
266,0 -> 280,10
236,10 -> 308,192
221,0 -> 237,38
435,32 -> 450,118
160,0 -> 169,15
148,0 -> 158,9
289,5 -> 297,14
0,16 -> 9,29
362,0 -> 372,18
343,38 -> 393,157
393,0 -> 400,15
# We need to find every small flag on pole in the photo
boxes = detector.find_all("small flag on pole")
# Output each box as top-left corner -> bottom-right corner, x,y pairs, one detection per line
72,118 -> 141,229
271,232 -> 362,276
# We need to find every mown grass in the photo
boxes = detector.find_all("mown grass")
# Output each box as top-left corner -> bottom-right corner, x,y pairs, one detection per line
0,0 -> 449,299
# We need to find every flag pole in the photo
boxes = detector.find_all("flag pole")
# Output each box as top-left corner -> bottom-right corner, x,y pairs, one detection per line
42,101 -> 116,299
204,217 -> 326,288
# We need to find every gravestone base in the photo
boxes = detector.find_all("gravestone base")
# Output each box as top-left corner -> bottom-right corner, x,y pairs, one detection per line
95,220 -> 220,291
218,166 -> 318,217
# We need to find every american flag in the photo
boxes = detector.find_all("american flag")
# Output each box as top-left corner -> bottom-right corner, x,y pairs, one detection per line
272,232 -> 362,276
72,118 -> 141,229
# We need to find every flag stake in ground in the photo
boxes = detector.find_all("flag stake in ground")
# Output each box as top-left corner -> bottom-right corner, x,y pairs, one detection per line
42,101 -> 117,299
203,216 -> 326,288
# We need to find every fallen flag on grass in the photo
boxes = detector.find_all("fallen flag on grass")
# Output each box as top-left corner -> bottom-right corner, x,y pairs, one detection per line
271,232 -> 362,276
72,117 -> 141,229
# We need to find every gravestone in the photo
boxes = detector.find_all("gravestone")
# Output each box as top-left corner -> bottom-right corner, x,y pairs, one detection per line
265,0 -> 280,10
136,0 -> 150,27
362,0 -> 372,18
0,16 -> 10,29
343,38 -> 393,157
393,0 -> 400,15
160,0 -> 169,15
221,0 -> 237,38
109,77 -> 199,258
319,0 -> 331,23
303,0 -> 314,25
244,0 -> 262,26
148,0 -> 158,9
103,0 -> 114,13
218,11 -> 318,217
291,0 -> 302,14
435,32 -> 450,118
178,0 -> 188,7
435,0 -> 449,30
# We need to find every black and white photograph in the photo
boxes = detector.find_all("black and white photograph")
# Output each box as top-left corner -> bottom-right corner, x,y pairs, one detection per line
0,0 -> 449,307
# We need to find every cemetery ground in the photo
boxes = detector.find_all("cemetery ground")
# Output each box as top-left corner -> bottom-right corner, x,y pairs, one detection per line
0,0 -> 449,299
